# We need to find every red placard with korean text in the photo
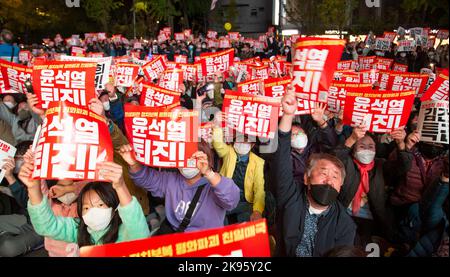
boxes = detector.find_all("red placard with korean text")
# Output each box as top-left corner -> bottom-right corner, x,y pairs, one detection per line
327,81 -> 372,114
174,33 -> 185,41
219,39 -> 231,49
114,63 -> 140,87
229,32 -> 240,41
237,79 -> 262,95
384,71 -> 429,96
200,49 -> 234,77
392,63 -> 408,73
292,38 -> 345,114
249,65 -> 269,80
183,29 -> 192,38
343,89 -> 415,133
124,105 -> 198,168
421,71 -> 449,102
207,30 -> 217,39
383,32 -> 397,42
358,56 -> 376,71
142,56 -> 167,81
0,59 -> 33,93
222,90 -> 280,139
32,61 -> 96,109
0,70 -> 6,93
373,57 -> 394,71
19,51 -> 32,64
71,46 -> 86,57
140,82 -> 180,107
32,101 -> 114,181
337,60 -> 358,71
178,63 -> 198,82
263,76 -> 292,98
174,55 -> 188,64
80,219 -> 270,257
158,69 -> 183,92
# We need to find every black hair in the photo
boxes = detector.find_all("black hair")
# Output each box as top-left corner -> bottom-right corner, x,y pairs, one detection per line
15,140 -> 32,156
77,182 -> 121,247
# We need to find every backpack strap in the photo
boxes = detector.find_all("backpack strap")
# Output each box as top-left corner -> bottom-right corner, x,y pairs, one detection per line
177,184 -> 206,232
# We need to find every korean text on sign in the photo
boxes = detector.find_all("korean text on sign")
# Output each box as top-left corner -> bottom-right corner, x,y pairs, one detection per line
140,82 -> 180,107
124,105 -> 199,168
417,100 -> 449,144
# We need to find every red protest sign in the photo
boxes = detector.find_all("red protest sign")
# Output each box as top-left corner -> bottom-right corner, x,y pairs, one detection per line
32,101 -> 114,181
178,63 -> 198,82
183,29 -> 192,37
421,72 -> 449,102
174,33 -> 185,41
140,82 -> 180,107
71,46 -> 86,57
383,32 -> 397,42
250,65 -> 269,80
124,105 -> 199,168
0,59 -> 32,93
163,27 -> 172,37
174,55 -> 188,64
436,29 -> 449,40
207,30 -> 217,39
158,69 -> 183,92
200,49 -> 234,77
384,71 -> 429,96
327,81 -> 372,113
392,63 -> 408,72
237,79 -> 262,95
0,70 -> 6,94
80,219 -> 270,257
358,56 -> 376,71
19,51 -> 32,64
373,57 -> 393,71
32,61 -> 96,109
222,90 -> 280,139
263,76 -> 292,98
337,60 -> 358,71
219,38 -> 231,49
142,56 -> 167,81
292,38 -> 345,114
114,63 -> 140,87
229,32 -> 240,41
343,89 -> 415,133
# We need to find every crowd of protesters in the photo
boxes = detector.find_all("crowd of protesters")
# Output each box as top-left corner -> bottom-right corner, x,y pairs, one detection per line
0,27 -> 448,258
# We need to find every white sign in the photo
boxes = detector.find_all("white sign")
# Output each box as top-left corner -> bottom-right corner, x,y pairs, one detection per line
417,100 -> 449,144
0,140 -> 16,183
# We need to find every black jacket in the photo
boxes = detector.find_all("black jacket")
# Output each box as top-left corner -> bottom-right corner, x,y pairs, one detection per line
273,130 -> 356,257
334,144 -> 413,239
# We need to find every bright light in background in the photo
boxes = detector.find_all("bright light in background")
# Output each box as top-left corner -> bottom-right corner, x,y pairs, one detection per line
273,0 -> 279,26
282,29 -> 299,36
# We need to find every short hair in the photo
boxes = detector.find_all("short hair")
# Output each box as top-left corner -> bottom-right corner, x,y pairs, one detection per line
306,153 -> 346,183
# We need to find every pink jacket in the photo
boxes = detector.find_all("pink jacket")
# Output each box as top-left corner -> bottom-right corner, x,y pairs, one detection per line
40,181 -> 87,257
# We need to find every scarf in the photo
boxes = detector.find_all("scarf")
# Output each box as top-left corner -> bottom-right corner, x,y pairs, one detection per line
351,158 -> 375,215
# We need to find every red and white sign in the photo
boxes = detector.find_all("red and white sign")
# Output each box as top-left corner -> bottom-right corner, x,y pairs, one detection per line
237,79 -> 262,95
32,61 -> 96,109
337,60 -> 358,71
0,59 -> 33,93
229,32 -> 240,41
381,71 -> 429,96
174,55 -> 188,64
292,38 -> 345,114
392,63 -> 408,72
124,105 -> 199,168
174,33 -> 185,41
163,27 -> 172,37
200,49 -> 234,77
178,63 -> 198,82
142,56 -> 167,81
114,63 -> 140,87
140,82 -> 180,108
207,30 -> 218,39
358,56 -> 376,71
158,69 -> 183,92
0,139 -> 16,183
183,29 -> 192,38
397,40 -> 416,52
343,89 -> 415,133
436,29 -> 449,40
421,71 -> 449,102
80,219 -> 270,257
250,65 -> 269,80
19,51 -> 32,64
32,101 -> 114,181
71,46 -> 86,57
373,57 -> 393,71
219,39 -> 231,49
383,32 -> 397,42
263,76 -> 292,98
327,82 -> 372,113
222,90 -> 280,139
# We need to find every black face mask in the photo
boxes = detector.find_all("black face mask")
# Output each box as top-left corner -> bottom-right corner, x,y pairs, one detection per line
418,143 -> 444,160
309,184 -> 339,206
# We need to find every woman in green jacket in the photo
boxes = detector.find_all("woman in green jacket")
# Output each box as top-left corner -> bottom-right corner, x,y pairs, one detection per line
18,149 -> 150,250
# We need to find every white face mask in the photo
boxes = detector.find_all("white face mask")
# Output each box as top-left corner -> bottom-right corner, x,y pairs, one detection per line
291,132 -> 308,149
3,102 -> 16,109
102,101 -> 111,111
400,52 -> 407,57
354,150 -> 376,164
82,207 -> 113,232
179,167 -> 200,179
234,142 -> 251,156
57,192 -> 78,205
207,90 -> 214,99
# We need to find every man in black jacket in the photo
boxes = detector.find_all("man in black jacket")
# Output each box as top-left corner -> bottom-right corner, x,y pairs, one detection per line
273,89 -> 356,257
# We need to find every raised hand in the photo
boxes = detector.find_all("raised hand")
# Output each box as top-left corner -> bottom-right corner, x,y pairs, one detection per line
281,86 -> 297,116
390,128 -> 407,150
97,161 -> 125,190
311,102 -> 328,127
406,130 -> 421,151
26,93 -> 45,117
191,151 -> 210,176
88,98 -> 105,117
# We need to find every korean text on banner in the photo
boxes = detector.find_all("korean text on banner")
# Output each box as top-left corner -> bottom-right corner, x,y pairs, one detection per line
222,90 -> 280,139
32,61 -> 97,109
140,82 -> 180,107
0,139 -> 16,183
343,89 -> 415,133
292,38 -> 345,114
114,63 -> 140,87
421,71 -> 449,102
60,55 -> 112,90
0,59 -> 33,93
200,49 -> 234,77
32,101 -> 114,181
237,79 -> 262,96
142,56 -> 167,81
417,100 -> 449,144
327,82 -> 372,114
80,219 -> 270,257
124,104 -> 199,168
